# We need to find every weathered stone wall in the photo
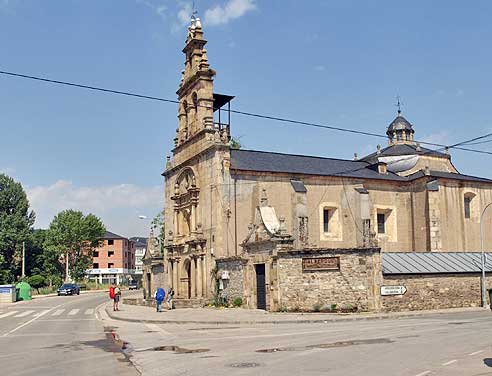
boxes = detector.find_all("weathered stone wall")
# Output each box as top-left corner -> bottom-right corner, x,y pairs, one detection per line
276,249 -> 381,312
381,274 -> 492,311
215,257 -> 246,303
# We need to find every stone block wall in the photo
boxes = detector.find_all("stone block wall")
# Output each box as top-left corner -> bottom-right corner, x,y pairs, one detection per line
276,248 -> 381,312
215,257 -> 246,303
381,274 -> 492,311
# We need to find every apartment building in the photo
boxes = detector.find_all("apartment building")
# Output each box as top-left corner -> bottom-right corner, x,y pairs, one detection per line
86,231 -> 135,285
129,237 -> 147,280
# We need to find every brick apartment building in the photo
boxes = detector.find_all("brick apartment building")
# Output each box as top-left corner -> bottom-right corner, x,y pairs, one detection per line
86,231 -> 136,285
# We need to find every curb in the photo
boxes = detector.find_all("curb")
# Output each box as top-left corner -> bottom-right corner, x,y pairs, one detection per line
32,289 -> 108,299
104,305 -> 486,326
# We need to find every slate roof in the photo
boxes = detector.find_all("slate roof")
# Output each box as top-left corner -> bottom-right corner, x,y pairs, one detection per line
102,231 -> 127,240
362,143 -> 448,164
383,252 -> 492,274
129,237 -> 148,247
230,149 -> 492,184
230,149 -> 407,181
386,115 -> 414,135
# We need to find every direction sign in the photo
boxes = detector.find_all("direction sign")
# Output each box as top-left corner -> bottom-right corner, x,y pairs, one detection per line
381,285 -> 407,296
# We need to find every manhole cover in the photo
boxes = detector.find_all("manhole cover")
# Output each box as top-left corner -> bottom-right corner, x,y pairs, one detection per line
229,362 -> 261,368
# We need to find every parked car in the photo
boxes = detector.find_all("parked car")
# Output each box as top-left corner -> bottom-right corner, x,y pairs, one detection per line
57,283 -> 80,296
128,281 -> 138,290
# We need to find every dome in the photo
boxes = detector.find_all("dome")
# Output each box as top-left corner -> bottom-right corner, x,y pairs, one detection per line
386,113 -> 414,136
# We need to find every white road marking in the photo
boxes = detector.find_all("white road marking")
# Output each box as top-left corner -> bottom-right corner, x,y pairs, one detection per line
414,371 -> 431,376
68,309 -> 79,316
14,310 -> 35,318
84,308 -> 94,315
469,350 -> 484,356
0,311 -> 17,319
52,309 -> 65,316
442,359 -> 457,366
2,303 -> 64,337
34,310 -> 50,317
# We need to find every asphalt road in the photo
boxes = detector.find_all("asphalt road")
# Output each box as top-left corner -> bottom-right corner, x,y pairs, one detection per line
108,308 -> 492,376
0,293 -> 138,376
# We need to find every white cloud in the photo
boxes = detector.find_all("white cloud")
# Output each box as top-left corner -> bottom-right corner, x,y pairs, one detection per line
420,131 -> 450,147
178,3 -> 192,24
26,181 -> 163,237
204,0 -> 256,26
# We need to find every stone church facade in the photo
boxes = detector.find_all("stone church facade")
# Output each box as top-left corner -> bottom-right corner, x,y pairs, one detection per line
144,15 -> 492,312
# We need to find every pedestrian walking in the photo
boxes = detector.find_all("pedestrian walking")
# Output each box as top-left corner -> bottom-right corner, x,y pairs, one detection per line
155,287 -> 165,312
167,287 -> 175,310
114,285 -> 122,311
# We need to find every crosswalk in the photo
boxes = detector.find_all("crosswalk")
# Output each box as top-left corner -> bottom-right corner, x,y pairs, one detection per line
0,308 -> 96,319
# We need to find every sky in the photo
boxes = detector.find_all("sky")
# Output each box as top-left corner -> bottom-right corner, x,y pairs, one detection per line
1,0 -> 492,237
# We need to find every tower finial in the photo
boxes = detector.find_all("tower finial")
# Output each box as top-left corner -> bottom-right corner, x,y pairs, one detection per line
395,95 -> 403,115
192,0 -> 198,20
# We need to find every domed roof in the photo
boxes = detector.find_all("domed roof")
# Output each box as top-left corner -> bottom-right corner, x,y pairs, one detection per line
386,112 -> 414,137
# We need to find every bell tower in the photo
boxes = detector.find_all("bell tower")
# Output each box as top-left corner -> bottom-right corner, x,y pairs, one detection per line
175,15 -> 216,147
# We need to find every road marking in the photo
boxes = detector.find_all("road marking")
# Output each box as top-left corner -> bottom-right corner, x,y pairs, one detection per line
0,311 -> 17,319
414,371 -> 431,376
14,310 -> 35,317
442,359 -> 457,366
52,309 -> 65,316
68,309 -> 79,315
85,308 -> 94,315
469,350 -> 484,356
2,303 -> 64,337
34,310 -> 50,317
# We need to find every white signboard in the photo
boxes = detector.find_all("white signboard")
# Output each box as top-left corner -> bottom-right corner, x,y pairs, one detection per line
381,285 -> 407,296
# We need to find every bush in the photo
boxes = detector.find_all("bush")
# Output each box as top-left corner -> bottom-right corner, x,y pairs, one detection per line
313,302 -> 322,312
232,297 -> 243,307
28,274 -> 46,293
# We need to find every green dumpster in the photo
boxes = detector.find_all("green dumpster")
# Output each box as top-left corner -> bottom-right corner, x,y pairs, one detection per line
16,281 -> 32,301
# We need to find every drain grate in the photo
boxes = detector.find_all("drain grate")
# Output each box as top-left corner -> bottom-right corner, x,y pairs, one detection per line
228,362 -> 261,368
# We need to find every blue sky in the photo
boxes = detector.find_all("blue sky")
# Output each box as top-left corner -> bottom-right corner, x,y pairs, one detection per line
1,0 -> 491,236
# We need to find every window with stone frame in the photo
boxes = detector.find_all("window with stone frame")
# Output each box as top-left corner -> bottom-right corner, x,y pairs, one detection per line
464,195 -> 473,219
319,204 -> 342,241
377,213 -> 386,234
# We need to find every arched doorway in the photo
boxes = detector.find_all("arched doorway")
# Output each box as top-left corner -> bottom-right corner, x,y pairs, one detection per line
183,259 -> 192,299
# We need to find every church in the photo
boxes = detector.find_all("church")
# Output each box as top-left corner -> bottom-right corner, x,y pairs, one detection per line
142,15 -> 492,312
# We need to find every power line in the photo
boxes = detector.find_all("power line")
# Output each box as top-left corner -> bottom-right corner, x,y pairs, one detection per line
1,69 -> 492,155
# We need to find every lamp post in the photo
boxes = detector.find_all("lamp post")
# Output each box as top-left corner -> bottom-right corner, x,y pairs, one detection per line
479,202 -> 492,308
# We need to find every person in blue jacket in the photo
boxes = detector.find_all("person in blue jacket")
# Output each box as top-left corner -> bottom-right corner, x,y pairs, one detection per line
154,287 -> 165,312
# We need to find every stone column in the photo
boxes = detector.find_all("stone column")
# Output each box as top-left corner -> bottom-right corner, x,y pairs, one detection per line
191,204 -> 196,233
190,257 -> 196,298
175,258 -> 181,297
196,256 -> 203,298
172,261 -> 178,290
168,260 -> 173,288
174,209 -> 179,236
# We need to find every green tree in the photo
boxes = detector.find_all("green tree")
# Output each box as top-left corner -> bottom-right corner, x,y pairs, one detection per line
44,210 -> 105,282
0,174 -> 35,283
230,136 -> 242,150
151,210 -> 165,254
28,274 -> 45,293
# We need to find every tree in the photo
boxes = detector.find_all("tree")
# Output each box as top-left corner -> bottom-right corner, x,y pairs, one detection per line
0,174 -> 35,283
28,274 -> 45,293
230,136 -> 242,150
44,210 -> 105,282
151,210 -> 165,255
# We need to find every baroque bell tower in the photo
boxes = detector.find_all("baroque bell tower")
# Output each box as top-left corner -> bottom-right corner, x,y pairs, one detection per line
175,15 -> 216,147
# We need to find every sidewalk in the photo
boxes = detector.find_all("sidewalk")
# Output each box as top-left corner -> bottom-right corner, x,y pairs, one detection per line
105,299 -> 486,325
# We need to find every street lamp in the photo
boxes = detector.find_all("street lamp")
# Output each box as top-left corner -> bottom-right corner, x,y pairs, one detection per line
479,202 -> 492,308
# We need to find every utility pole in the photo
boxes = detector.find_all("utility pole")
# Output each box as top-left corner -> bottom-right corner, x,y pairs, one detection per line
480,202 -> 492,308
21,241 -> 26,278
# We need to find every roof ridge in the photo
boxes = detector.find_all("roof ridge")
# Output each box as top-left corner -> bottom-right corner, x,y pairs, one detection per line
232,148 -> 369,164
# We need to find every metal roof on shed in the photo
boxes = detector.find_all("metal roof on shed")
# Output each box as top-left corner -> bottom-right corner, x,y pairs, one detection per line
382,252 -> 492,274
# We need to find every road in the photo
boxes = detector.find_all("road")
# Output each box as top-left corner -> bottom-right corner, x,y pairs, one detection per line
107,308 -> 492,376
0,292 -> 138,376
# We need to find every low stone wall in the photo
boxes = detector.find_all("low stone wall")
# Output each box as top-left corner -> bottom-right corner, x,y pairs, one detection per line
381,273 -> 492,311
277,248 -> 381,312
215,257 -> 246,303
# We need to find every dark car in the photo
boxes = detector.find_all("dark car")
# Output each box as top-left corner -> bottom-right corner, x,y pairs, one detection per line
57,283 -> 80,296
128,281 -> 138,290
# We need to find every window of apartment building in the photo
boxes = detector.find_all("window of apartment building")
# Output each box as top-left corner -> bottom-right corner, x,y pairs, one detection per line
108,251 -> 114,257
108,239 -> 114,245
93,251 -> 99,257
93,263 -> 99,268
377,213 -> 386,234
108,263 -> 114,268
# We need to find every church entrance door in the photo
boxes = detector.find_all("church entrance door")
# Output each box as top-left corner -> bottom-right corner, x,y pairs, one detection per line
186,261 -> 192,299
255,264 -> 266,310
